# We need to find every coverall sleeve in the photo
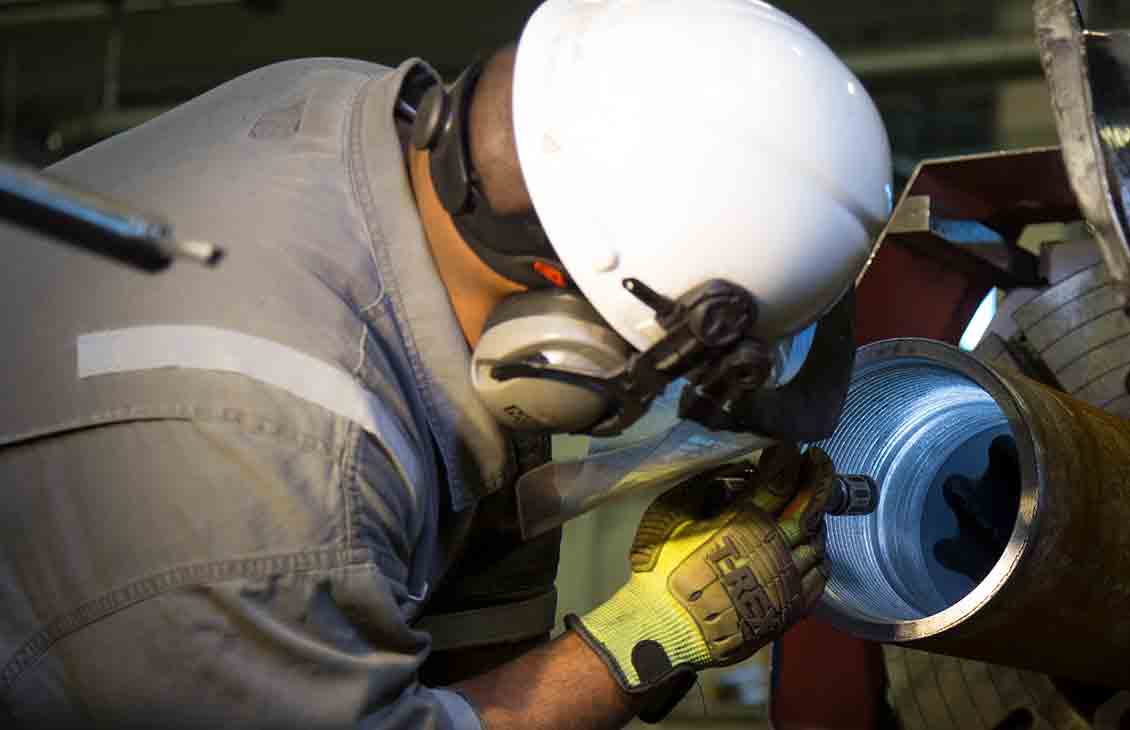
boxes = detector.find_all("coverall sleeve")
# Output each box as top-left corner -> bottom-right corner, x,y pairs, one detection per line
0,415 -> 479,730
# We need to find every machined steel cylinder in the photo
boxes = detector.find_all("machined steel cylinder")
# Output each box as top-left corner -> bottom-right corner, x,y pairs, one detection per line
816,338 -> 1130,687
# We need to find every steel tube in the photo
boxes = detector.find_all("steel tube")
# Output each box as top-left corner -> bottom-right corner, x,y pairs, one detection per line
816,338 -> 1130,687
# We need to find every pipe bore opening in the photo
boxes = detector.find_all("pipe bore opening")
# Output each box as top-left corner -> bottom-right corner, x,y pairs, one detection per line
816,355 -> 1022,624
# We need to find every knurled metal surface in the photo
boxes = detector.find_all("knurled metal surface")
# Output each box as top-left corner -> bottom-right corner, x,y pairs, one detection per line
1040,310 -> 1130,372
1070,364 -> 1130,409
1012,264 -> 1109,332
1010,257 -> 1130,410
883,645 -> 1090,730
1022,285 -> 1125,352
1051,330 -> 1130,393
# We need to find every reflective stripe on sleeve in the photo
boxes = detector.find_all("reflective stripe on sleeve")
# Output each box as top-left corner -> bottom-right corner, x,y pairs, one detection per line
77,325 -> 423,486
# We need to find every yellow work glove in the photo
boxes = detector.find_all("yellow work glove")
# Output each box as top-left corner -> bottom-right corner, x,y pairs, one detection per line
566,443 -> 833,693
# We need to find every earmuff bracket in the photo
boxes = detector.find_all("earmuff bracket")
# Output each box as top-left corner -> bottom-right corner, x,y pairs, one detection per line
491,278 -> 773,437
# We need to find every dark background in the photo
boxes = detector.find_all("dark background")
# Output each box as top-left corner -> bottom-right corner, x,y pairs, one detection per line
3,0 -> 1130,182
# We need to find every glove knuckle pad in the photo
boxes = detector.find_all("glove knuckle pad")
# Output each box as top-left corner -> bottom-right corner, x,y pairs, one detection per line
673,519 -> 803,664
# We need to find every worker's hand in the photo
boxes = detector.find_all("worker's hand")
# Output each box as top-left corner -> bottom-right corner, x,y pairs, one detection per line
567,444 -> 833,694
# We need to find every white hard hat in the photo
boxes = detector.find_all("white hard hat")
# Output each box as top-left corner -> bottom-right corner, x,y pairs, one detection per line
513,0 -> 893,351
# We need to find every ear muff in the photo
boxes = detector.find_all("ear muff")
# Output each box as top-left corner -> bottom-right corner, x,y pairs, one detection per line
472,290 -> 632,432
412,67 -> 475,215
411,62 -> 571,291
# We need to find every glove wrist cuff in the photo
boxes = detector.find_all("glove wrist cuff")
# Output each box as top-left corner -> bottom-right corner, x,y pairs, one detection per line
569,578 -> 710,693
568,615 -> 697,724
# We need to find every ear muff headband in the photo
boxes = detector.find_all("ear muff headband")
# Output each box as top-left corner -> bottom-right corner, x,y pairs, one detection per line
412,62 -> 571,291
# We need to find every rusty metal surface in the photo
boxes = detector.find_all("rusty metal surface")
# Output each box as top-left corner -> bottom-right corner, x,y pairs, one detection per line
910,363 -> 1130,688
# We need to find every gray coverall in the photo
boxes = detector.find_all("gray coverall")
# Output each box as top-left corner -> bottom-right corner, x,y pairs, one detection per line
0,58 -> 515,729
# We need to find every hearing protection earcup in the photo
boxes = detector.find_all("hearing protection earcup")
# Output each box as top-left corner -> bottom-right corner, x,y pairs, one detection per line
471,290 -> 631,432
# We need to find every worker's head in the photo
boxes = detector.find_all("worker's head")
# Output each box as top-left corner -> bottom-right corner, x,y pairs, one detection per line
414,0 -> 892,436
465,45 -> 532,220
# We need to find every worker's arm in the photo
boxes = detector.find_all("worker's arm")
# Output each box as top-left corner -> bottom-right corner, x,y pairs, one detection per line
456,631 -> 644,730
455,443 -> 833,730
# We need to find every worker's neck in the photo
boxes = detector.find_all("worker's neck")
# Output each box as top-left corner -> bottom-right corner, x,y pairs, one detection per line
408,148 -> 524,349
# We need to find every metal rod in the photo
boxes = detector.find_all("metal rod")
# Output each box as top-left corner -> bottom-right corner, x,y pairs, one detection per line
0,161 -> 221,270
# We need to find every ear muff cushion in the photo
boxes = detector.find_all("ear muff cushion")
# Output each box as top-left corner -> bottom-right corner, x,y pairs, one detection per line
473,291 -> 632,432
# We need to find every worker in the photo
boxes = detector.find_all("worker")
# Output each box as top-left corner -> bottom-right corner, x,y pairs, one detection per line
0,0 -> 891,728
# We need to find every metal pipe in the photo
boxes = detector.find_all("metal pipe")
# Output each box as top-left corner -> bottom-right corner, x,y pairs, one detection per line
817,338 -> 1130,688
